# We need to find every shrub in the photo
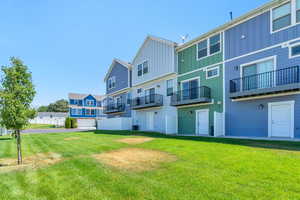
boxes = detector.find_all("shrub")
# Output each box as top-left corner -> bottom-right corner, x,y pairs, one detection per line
65,117 -> 72,129
71,118 -> 78,128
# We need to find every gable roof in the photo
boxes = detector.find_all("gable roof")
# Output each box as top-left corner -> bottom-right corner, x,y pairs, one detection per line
104,58 -> 132,81
68,93 -> 105,101
176,0 -> 283,51
132,35 -> 178,64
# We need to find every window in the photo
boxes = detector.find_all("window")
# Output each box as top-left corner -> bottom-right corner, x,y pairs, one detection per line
108,77 -> 116,89
291,44 -> 300,57
97,101 -> 102,107
181,79 -> 199,100
85,109 -> 91,115
209,34 -> 221,55
138,64 -> 143,76
197,40 -> 208,59
197,34 -> 221,60
137,88 -> 142,94
127,93 -> 131,104
72,109 -> 82,115
206,66 -> 219,79
297,0 -> 300,22
137,61 -> 149,76
272,2 -> 291,32
145,88 -> 155,103
86,100 -> 94,106
166,79 -> 174,96
242,58 -> 275,90
91,109 -> 96,115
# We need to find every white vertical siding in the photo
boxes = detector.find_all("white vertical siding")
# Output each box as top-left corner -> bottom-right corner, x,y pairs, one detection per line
132,39 -> 176,86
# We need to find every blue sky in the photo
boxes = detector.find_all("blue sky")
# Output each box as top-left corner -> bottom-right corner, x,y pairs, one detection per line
0,0 -> 269,107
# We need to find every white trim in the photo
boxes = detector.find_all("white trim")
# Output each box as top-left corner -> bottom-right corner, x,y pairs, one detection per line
206,66 -> 220,79
107,76 -> 116,90
104,58 -> 131,81
268,100 -> 295,138
176,100 -> 214,109
222,31 -> 226,136
231,91 -> 300,101
132,73 -> 177,88
180,77 -> 201,91
195,109 -> 209,136
178,62 -> 223,77
289,42 -> 300,58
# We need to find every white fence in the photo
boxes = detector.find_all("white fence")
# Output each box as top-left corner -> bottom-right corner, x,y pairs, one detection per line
29,117 -> 66,127
97,118 -> 132,130
214,112 -> 224,137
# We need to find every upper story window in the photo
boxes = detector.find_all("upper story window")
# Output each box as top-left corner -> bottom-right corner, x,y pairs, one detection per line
86,100 -> 94,106
108,76 -> 116,89
209,34 -> 221,55
97,101 -> 102,107
272,2 -> 291,32
197,33 -> 221,60
137,61 -> 149,76
206,66 -> 220,79
137,88 -> 142,94
290,44 -> 300,57
166,79 -> 174,96
297,0 -> 300,22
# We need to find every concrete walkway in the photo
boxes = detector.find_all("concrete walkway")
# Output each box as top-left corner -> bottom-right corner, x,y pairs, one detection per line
22,128 -> 96,134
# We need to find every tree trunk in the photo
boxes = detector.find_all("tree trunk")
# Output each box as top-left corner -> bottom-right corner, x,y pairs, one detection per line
16,130 -> 22,165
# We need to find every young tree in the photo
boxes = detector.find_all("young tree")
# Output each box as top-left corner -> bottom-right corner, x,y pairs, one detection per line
0,57 -> 36,164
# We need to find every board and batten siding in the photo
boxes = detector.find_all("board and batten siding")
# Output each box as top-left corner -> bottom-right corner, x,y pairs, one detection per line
106,62 -> 130,95
225,11 -> 300,60
132,39 -> 176,86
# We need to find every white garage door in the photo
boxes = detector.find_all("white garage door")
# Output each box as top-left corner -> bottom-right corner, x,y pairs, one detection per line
77,119 -> 96,128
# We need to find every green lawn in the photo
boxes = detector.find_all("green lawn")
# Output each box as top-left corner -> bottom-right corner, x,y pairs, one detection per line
26,124 -> 57,129
1,131 -> 300,200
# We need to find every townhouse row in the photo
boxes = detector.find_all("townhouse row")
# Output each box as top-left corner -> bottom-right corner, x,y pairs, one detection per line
98,0 -> 300,139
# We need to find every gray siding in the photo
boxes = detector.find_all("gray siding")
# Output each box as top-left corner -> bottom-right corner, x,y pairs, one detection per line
132,39 -> 176,86
106,92 -> 132,118
225,11 -> 300,60
106,62 -> 129,95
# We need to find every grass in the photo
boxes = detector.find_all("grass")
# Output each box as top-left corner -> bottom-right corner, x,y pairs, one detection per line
1,130 -> 300,199
26,124 -> 57,129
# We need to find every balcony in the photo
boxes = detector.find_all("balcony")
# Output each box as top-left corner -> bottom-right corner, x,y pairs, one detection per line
103,103 -> 126,114
171,86 -> 211,106
230,66 -> 300,99
131,94 -> 163,110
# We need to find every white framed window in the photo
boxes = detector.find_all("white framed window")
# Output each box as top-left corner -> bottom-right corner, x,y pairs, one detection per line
108,76 -> 116,89
85,109 -> 91,115
137,61 -> 149,76
289,43 -> 300,58
272,2 -> 292,32
206,66 -> 220,79
166,79 -> 174,96
197,33 -> 221,60
86,100 -> 94,106
297,0 -> 300,22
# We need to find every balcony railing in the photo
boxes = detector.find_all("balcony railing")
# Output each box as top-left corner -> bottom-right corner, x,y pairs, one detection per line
171,86 -> 211,106
131,94 -> 163,110
230,66 -> 300,99
103,103 -> 126,114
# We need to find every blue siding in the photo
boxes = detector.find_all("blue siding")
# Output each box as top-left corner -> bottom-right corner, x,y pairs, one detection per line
83,95 -> 97,107
225,11 -> 300,60
106,62 -> 130,95
225,45 -> 300,138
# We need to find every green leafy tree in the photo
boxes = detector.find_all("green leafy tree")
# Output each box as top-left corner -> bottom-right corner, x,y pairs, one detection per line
37,105 -> 48,112
47,99 -> 68,112
0,57 -> 36,164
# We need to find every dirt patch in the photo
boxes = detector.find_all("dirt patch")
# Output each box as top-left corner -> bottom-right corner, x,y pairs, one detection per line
93,148 -> 177,172
64,137 -> 80,141
116,137 -> 154,145
0,152 -> 62,173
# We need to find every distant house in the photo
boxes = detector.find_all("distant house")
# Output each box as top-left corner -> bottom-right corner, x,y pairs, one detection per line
68,93 -> 106,128
30,112 -> 68,126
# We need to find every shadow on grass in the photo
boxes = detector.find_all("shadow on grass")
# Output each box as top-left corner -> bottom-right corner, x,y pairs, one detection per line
0,137 -> 12,141
92,130 -> 300,152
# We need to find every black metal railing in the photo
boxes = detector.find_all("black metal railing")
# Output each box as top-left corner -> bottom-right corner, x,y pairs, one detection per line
131,94 -> 163,109
171,86 -> 211,105
230,66 -> 300,93
103,103 -> 125,114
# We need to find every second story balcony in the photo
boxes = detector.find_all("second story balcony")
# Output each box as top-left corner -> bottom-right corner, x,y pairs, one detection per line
170,86 -> 212,107
103,103 -> 126,114
131,94 -> 163,110
230,66 -> 300,99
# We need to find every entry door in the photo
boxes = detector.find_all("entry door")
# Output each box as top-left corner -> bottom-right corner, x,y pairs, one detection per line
196,109 -> 209,135
269,102 -> 294,138
146,112 -> 154,131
